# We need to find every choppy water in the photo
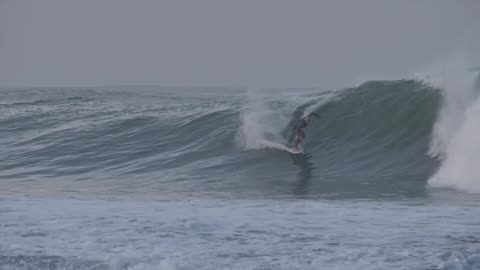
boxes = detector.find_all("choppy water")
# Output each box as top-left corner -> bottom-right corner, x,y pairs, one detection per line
1,75 -> 480,269
2,195 -> 480,270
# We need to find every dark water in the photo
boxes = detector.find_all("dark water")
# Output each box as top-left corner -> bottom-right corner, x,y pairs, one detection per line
0,80 -> 441,198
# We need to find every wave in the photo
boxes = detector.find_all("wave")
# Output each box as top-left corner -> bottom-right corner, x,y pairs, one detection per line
0,75 -> 478,197
235,80 -> 442,196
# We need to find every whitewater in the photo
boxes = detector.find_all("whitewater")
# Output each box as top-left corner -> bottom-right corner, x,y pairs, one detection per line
0,71 -> 480,269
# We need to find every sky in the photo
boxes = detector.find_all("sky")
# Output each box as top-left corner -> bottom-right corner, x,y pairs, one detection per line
0,0 -> 479,88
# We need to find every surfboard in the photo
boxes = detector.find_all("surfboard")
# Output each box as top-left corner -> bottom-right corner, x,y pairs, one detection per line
256,139 -> 303,154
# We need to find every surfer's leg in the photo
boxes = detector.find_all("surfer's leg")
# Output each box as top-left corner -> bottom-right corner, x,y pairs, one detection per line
293,137 -> 299,148
294,130 -> 304,149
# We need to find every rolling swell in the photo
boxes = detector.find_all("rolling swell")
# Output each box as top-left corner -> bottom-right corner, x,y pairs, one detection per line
0,81 -> 442,198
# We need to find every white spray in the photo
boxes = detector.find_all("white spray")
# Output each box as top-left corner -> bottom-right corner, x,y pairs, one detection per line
236,88 -> 335,150
426,54 -> 480,192
236,89 -> 291,150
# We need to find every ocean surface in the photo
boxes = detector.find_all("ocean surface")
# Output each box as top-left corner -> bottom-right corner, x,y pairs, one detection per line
1,77 -> 480,269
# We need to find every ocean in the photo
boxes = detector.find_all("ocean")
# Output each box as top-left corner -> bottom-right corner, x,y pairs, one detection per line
1,77 -> 480,269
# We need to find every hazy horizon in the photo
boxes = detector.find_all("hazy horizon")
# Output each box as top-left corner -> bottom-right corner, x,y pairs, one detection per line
1,0 -> 479,88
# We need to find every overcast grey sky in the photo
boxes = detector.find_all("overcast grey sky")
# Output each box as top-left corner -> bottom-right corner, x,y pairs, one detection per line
0,0 -> 478,88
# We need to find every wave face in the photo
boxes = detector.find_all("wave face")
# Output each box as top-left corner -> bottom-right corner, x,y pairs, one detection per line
0,81 -> 448,198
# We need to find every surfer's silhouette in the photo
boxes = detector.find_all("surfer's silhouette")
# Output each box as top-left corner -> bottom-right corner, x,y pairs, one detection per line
292,113 -> 318,150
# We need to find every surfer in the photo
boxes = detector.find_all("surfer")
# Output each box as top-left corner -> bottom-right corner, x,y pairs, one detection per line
292,113 -> 318,150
